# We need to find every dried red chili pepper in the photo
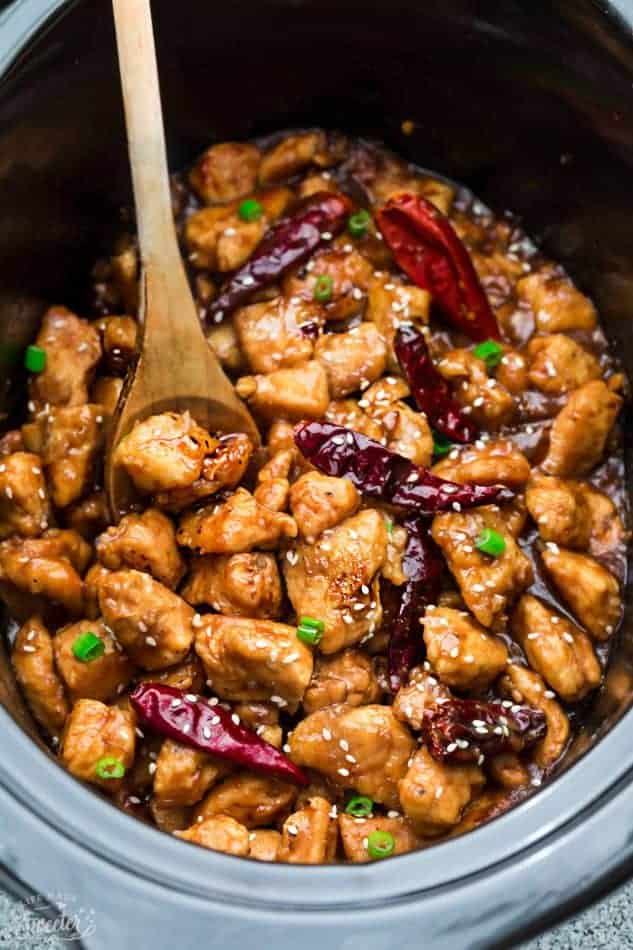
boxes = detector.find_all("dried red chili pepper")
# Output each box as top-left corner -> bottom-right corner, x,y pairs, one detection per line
294,421 -> 512,514
387,517 -> 443,693
421,695 -> 546,764
394,324 -> 477,443
376,193 -> 501,342
130,683 -> 309,785
207,191 -> 352,323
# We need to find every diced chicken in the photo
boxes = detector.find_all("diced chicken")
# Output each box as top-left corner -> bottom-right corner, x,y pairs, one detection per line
366,275 -> 430,366
175,815 -> 249,855
392,667 -> 452,732
500,664 -> 569,767
487,754 -> 531,790
362,375 -> 411,410
324,398 -> 386,442
289,472 -> 360,540
60,699 -> 136,791
28,306 -> 101,408
248,829 -> 282,861
526,476 -> 603,550
154,432 -> 254,512
431,508 -> 533,630
284,509 -> 387,653
0,452 -> 50,538
495,349 -> 529,395
278,796 -> 338,864
314,324 -> 387,397
91,376 -> 123,418
113,411 -> 216,494
53,618 -> 134,702
194,615 -> 313,705
98,569 -> 194,669
148,800 -> 192,834
95,315 -> 137,374
398,747 -> 485,837
189,141 -> 261,204
258,131 -> 341,184
527,334 -> 601,394
135,654 -> 206,694
236,360 -> 330,422
177,488 -> 297,554
65,491 -> 109,541
233,297 -> 316,373
511,595 -> 601,702
253,477 -> 290,513
432,439 -> 531,489
206,322 -> 247,375
422,606 -> 508,692
283,246 -> 374,322
516,267 -> 597,332
541,547 -> 620,640
181,553 -> 282,619
0,531 -> 89,619
297,173 -> 340,198
437,348 -> 515,430
96,508 -> 185,589
153,739 -> 230,806
542,380 -> 622,477
583,487 -> 626,559
303,649 -> 382,714
39,405 -> 104,508
370,400 -> 433,467
84,563 -> 110,620
193,772 -> 297,828
338,814 -> 419,862
288,704 -> 416,808
11,617 -> 69,738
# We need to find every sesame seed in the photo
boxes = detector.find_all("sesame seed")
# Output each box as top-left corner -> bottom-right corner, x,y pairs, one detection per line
22,645 -> 36,653
192,613 -> 203,628
286,550 -> 299,565
329,805 -> 338,818
446,742 -> 457,753
231,713 -> 241,725
345,754 -> 356,764
145,636 -> 157,647
210,715 -> 221,726
546,542 -> 560,555
287,824 -> 299,836
242,275 -> 255,286
387,810 -> 400,818
171,699 -> 182,708
322,728 -> 333,741
148,762 -> 157,775
464,655 -> 474,664
203,726 -> 212,739
339,739 -> 349,751
208,697 -> 219,706
435,786 -> 444,799
563,632 -> 574,644
270,695 -> 287,707
452,502 -> 462,512
543,690 -> 556,699
338,767 -> 350,777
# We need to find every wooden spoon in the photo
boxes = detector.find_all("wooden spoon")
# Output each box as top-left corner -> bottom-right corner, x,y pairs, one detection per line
106,0 -> 260,520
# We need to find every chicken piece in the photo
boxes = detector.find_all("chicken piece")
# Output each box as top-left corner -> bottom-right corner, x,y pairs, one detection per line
267,420 -> 298,454
135,654 -> 206,694
194,615 -> 313,705
431,439 -> 530,489
500,664 -> 569,767
362,375 -> 411,410
526,475 -> 595,549
113,411 -> 216,494
229,701 -> 282,747
236,360 -> 330,422
0,531 -> 88,619
109,234 -> 139,314
60,699 -> 136,791
11,617 -> 69,738
494,349 -> 529,395
153,739 -> 230,806
527,334 -> 601,395
148,800 -> 192,834
339,814 -> 419,862
40,405 -> 104,508
370,400 -> 433,467
392,667 -> 452,732
248,829 -> 282,862
437,348 -> 515,430
53,618 -> 134,703
516,267 -> 597,332
422,606 -> 508,692
189,141 -> 261,204
206,322 -> 247,375
324,399 -> 386,443
314,324 -> 387,398
96,508 -> 185,589
366,274 -> 431,367
289,472 -> 360,540
90,376 -> 123,418
95,315 -> 137,374
0,452 -> 50,538
382,523 -> 408,586
253,477 -> 290,512
181,553 -> 282,619
258,131 -> 336,184
65,491 -> 109,541
193,772 -> 297,828
284,509 -> 388,653
511,595 -> 601,702
175,815 -> 249,855
303,649 -> 382,714
233,297 -> 317,373
542,380 -> 622,477
398,747 -> 485,837
283,246 -> 374,322
583,487 -> 626,559
28,306 -> 101,408
84,563 -> 110,620
154,432 -> 254,512
278,796 -> 338,864
431,509 -> 533,630
297,173 -> 340,197
541,547 -> 620,640
288,704 -> 416,808
487,753 -> 531,790
98,569 -> 194,669
177,489 -> 297,554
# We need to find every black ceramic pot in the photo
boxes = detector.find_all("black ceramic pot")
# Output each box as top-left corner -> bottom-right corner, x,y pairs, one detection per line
1,2 -> 633,948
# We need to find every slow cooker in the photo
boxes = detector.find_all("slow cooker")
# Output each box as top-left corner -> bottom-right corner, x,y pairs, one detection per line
2,1 -> 633,947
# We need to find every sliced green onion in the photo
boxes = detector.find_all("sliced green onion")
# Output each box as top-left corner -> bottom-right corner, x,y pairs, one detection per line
432,431 -> 454,458
345,795 -> 374,818
297,616 -> 325,646
475,527 -> 506,557
313,274 -> 334,303
72,631 -> 105,663
24,345 -> 46,374
385,517 -> 394,536
366,829 -> 395,859
348,209 -> 372,238
473,339 -> 504,370
95,756 -> 126,780
238,198 -> 263,222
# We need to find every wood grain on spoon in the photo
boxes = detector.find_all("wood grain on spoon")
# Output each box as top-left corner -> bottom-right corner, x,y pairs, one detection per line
107,0 -> 260,520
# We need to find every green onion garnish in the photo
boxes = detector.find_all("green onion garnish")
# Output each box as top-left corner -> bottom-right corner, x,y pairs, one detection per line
345,795 -> 374,818
72,631 -> 105,663
473,339 -> 504,370
385,517 -> 394,536
95,756 -> 126,780
24,345 -> 46,374
432,432 -> 454,458
366,829 -> 395,859
348,209 -> 372,238
238,198 -> 263,222
297,616 -> 324,646
475,527 -> 506,557
313,274 -> 334,303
